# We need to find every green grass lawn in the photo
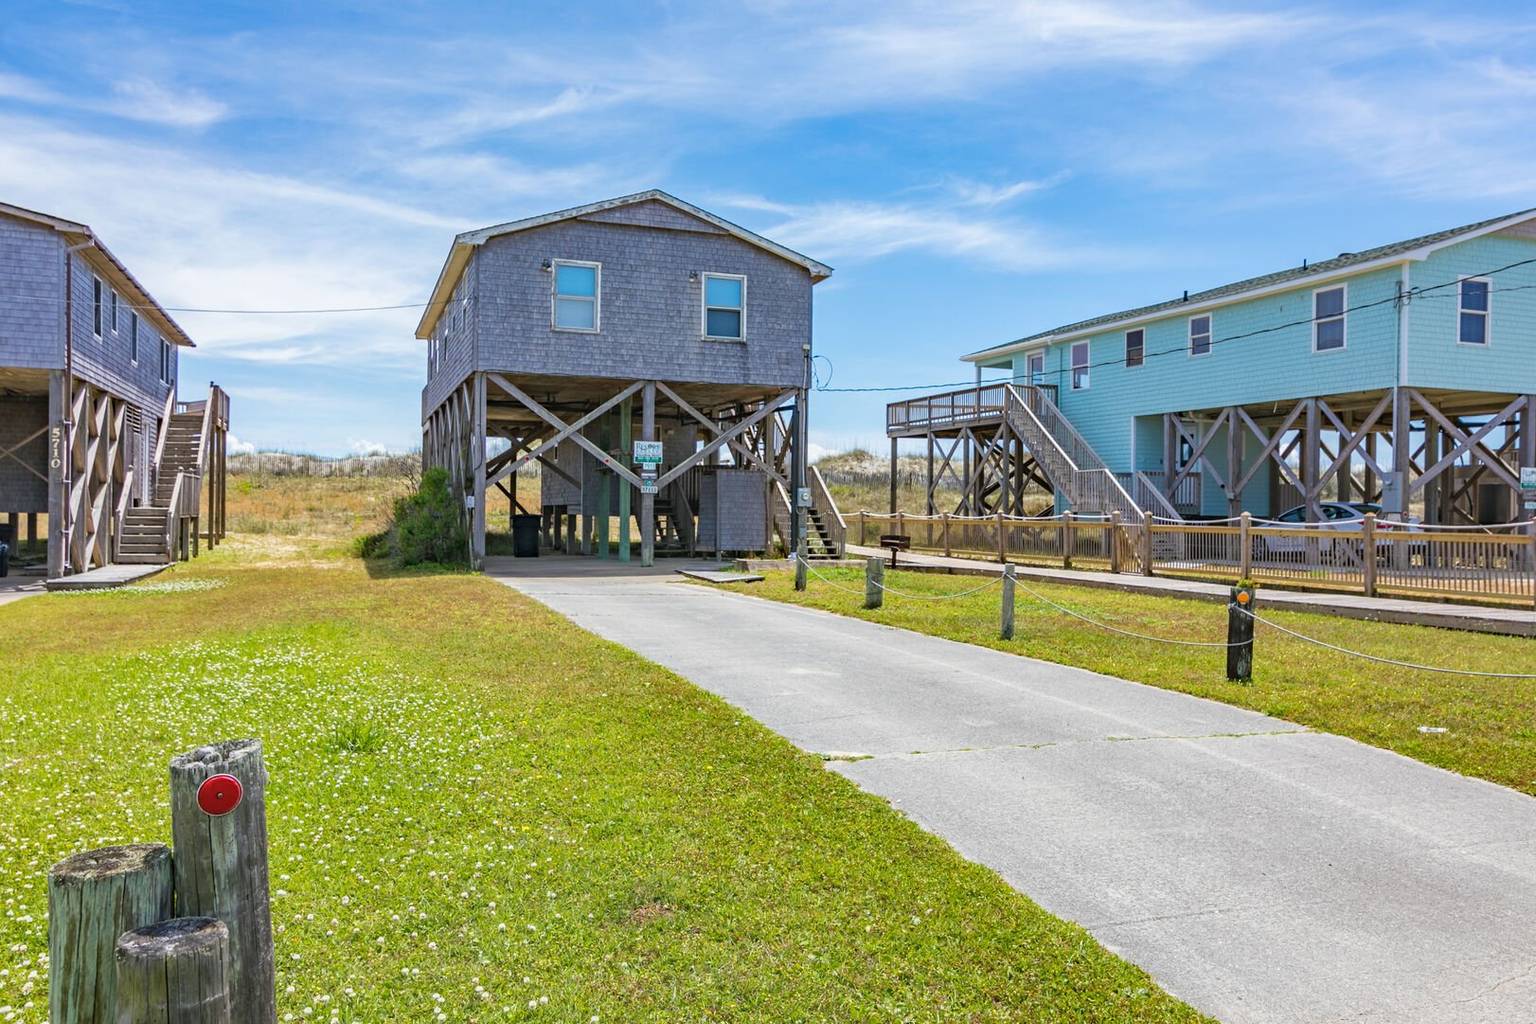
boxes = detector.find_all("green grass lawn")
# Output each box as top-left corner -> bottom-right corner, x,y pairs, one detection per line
744,566 -> 1536,796
0,539 -> 1208,1023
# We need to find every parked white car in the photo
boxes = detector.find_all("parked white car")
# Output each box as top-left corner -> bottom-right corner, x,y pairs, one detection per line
1259,502 -> 1422,558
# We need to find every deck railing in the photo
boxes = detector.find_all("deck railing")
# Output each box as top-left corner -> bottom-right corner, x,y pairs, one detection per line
886,384 -> 1011,434
848,510 -> 1536,607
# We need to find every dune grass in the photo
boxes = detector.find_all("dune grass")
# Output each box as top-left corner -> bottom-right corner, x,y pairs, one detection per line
745,565 -> 1536,796
0,538 -> 1208,1023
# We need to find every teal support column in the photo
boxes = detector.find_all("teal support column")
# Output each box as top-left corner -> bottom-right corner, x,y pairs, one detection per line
618,396 -> 633,562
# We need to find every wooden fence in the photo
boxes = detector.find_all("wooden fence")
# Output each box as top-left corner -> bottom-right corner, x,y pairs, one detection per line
851,511 -> 1536,607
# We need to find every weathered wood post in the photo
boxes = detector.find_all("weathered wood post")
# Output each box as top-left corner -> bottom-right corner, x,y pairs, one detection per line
1141,516 -> 1155,576
864,556 -> 884,609
1361,513 -> 1377,597
1227,584 -> 1257,683
1238,512 -> 1253,579
49,844 -> 174,1024
857,510 -> 866,547
1062,511 -> 1074,569
115,918 -> 232,1024
1108,511 -> 1122,573
169,740 -> 276,1024
1000,563 -> 1016,640
995,510 -> 1006,563
942,512 -> 952,557
794,549 -> 808,591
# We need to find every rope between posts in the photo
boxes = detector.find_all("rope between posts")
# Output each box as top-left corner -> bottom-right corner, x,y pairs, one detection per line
1234,606 -> 1536,679
791,553 -> 1003,600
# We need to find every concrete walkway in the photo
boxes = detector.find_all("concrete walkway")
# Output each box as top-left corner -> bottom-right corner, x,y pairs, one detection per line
839,544 -> 1536,637
492,558 -> 1536,1024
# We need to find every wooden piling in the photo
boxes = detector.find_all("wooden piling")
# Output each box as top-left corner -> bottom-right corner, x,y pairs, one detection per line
1000,564 -> 1016,640
1227,584 -> 1257,683
169,740 -> 276,1024
115,918 -> 232,1024
48,843 -> 174,1024
864,556 -> 884,609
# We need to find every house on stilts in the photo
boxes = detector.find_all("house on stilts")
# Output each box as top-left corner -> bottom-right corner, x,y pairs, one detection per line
416,190 -> 844,566
889,209 -> 1536,537
0,202 -> 229,580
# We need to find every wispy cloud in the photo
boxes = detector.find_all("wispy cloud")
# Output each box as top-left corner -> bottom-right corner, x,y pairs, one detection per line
947,172 -> 1072,207
105,77 -> 227,127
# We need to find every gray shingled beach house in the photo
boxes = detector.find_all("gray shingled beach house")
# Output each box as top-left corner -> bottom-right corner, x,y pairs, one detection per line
417,190 -> 844,566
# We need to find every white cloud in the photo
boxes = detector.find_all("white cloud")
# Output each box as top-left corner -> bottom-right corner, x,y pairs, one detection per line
948,172 -> 1072,207
349,439 -> 392,456
105,77 -> 227,128
226,433 -> 257,456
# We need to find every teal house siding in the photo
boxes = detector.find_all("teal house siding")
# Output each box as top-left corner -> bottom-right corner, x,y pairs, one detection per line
1405,234 -> 1536,394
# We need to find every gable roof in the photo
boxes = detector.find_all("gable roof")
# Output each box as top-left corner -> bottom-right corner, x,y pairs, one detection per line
0,201 -> 196,348
963,206 -> 1536,363
414,190 -> 833,339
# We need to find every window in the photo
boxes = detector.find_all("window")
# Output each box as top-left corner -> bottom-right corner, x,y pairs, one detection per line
92,276 -> 103,337
552,260 -> 599,331
1313,285 -> 1346,351
702,273 -> 745,340
1070,341 -> 1090,390
1026,351 -> 1045,384
110,290 -> 118,333
1458,277 -> 1489,345
1125,328 -> 1144,368
130,312 -> 139,362
1189,314 -> 1211,356
160,338 -> 172,384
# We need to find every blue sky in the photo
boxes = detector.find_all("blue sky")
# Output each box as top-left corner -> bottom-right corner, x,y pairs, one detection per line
3,1 -> 1535,456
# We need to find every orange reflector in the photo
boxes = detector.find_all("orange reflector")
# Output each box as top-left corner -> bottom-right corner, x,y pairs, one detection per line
1236,591 -> 1252,605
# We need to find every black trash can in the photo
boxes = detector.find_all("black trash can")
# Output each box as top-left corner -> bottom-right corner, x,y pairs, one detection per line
0,542 -> 8,578
512,514 -> 542,558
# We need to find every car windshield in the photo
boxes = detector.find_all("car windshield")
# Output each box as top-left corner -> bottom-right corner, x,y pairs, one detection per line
1349,503 -> 1382,514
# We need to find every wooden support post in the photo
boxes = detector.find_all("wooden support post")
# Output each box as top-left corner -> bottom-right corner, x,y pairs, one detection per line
1226,406 -> 1243,516
864,556 -> 884,609
114,918 -> 232,1024
1062,511 -> 1074,569
1361,513 -> 1377,596
1141,517 -> 1155,576
640,383 -> 656,567
999,563 -> 1016,640
49,844 -> 173,1024
857,510 -> 866,548
27,511 -> 37,546
471,373 -> 487,568
1108,511 -> 1122,573
1227,584 -> 1257,683
169,740 -> 275,1024
618,396 -> 632,563
942,512 -> 952,557
995,510 -> 1006,563
888,437 -> 899,514
1238,511 -> 1253,578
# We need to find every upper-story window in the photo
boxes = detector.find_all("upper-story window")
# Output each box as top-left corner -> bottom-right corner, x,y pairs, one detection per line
92,276 -> 103,338
552,260 -> 600,332
160,338 -> 173,384
702,273 -> 746,340
1313,285 -> 1346,351
130,312 -> 139,362
1189,314 -> 1211,356
110,290 -> 118,334
1124,328 -> 1144,368
1458,277 -> 1490,345
1070,341 -> 1090,390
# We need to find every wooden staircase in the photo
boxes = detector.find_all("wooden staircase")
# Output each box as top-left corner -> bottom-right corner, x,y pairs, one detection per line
114,386 -> 230,565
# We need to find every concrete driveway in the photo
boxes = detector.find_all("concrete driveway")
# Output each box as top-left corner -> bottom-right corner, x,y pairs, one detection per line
491,564 -> 1536,1024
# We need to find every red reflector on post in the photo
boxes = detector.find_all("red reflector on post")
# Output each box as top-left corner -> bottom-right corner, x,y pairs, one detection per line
197,774 -> 243,817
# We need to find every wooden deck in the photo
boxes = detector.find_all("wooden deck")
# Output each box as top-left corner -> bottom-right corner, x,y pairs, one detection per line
45,562 -> 170,591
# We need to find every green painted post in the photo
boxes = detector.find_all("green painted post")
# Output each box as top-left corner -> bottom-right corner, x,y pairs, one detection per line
49,844 -> 174,1024
618,397 -> 632,563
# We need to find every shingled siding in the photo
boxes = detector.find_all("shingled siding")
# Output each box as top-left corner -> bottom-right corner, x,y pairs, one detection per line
422,264 -> 478,416
1016,265 -> 1405,481
67,249 -> 176,416
0,396 -> 48,511
0,214 -> 63,369
472,215 -> 811,388
1406,233 -> 1536,394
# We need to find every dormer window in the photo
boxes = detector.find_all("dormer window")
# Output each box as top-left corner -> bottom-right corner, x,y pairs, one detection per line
552,260 -> 600,332
702,273 -> 745,340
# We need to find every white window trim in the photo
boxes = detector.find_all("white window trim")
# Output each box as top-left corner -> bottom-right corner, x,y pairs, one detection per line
92,275 -> 103,339
1023,348 -> 1046,385
551,259 -> 601,333
1312,283 -> 1347,353
1070,340 -> 1091,390
1124,328 -> 1145,368
701,272 -> 747,341
1188,314 -> 1212,358
1456,275 -> 1491,347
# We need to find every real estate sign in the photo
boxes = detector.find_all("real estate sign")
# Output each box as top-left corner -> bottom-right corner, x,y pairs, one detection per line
632,440 -> 663,467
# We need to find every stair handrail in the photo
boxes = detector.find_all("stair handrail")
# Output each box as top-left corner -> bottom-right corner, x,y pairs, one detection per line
152,387 -> 176,472
194,385 -> 216,473
809,465 -> 847,556
1132,470 -> 1183,521
1003,384 -> 1145,523
113,467 -> 135,560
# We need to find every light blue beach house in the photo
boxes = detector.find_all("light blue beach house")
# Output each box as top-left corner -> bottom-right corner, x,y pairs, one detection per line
891,210 -> 1536,526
